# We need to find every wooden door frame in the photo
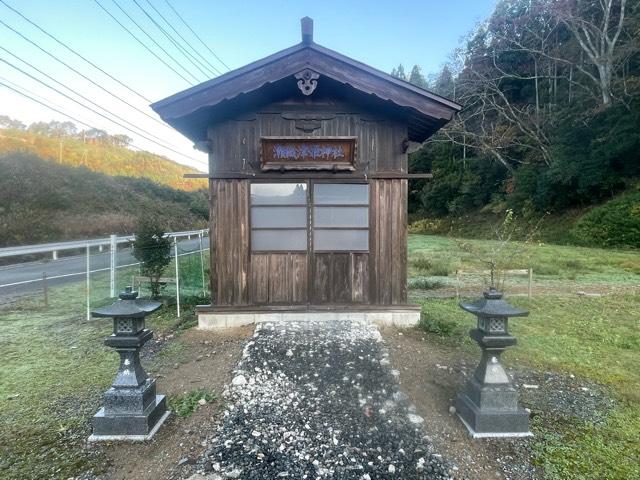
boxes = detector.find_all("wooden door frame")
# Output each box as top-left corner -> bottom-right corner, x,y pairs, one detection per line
307,179 -> 370,305
247,178 -> 371,307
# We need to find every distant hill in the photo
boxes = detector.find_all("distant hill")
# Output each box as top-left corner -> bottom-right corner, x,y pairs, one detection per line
0,152 -> 208,247
0,127 -> 206,191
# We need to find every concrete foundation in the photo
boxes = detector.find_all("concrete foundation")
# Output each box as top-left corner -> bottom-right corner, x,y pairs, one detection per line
197,309 -> 421,329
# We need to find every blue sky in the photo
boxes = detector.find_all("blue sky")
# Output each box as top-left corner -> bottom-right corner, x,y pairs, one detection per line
0,0 -> 496,170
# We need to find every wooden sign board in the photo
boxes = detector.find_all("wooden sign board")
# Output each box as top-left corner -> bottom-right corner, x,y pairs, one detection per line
260,137 -> 356,171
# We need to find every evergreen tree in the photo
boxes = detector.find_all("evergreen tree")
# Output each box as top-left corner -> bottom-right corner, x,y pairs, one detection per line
404,0 -> 640,222
408,65 -> 428,88
132,218 -> 173,299
390,64 -> 407,80
0,115 -> 25,130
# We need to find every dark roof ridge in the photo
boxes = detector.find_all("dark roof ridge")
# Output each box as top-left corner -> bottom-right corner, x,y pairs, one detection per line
151,41 -> 461,114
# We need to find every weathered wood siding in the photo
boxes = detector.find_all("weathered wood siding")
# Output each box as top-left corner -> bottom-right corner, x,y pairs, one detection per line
207,103 -> 410,308
209,179 -> 250,305
250,253 -> 308,304
311,253 -> 369,304
207,106 -> 408,176
369,179 -> 407,304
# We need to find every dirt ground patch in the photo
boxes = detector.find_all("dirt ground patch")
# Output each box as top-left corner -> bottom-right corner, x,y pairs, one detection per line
79,320 -> 617,480
381,326 -> 539,480
94,326 -> 253,480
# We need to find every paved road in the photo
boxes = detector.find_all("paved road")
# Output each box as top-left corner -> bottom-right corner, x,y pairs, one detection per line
0,237 -> 209,301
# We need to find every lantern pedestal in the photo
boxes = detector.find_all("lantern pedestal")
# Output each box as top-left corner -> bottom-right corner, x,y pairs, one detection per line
88,287 -> 169,442
91,390 -> 169,441
456,289 -> 532,438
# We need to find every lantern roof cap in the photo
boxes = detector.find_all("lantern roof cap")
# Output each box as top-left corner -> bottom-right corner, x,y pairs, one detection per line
91,287 -> 162,318
460,289 -> 529,318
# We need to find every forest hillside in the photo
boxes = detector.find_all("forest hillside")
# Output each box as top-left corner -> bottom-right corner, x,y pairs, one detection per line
398,0 -> 639,248
0,152 -> 208,247
0,118 -> 206,191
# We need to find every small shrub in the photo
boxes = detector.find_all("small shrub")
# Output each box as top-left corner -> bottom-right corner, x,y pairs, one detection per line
132,218 -> 173,299
569,190 -> 640,248
419,313 -> 459,337
560,259 -> 584,271
408,277 -> 446,290
618,259 -> 640,274
530,263 -> 561,276
410,254 -> 451,276
168,388 -> 216,418
411,255 -> 433,271
408,218 -> 448,234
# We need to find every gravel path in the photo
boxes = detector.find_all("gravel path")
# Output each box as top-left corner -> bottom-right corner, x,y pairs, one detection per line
194,320 -> 455,479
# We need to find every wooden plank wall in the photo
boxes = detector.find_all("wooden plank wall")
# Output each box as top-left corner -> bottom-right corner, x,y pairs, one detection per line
250,253 -> 308,304
208,110 -> 407,175
370,179 -> 407,304
312,253 -> 369,304
209,179 -> 250,305
210,179 -> 408,307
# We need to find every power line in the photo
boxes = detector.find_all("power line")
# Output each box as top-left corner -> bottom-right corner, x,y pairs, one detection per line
92,0 -> 195,86
0,77 -> 145,153
108,0 -> 203,84
0,47 -> 187,154
132,0 -> 219,78
144,0 -> 222,75
0,0 -> 152,104
0,17 -> 170,129
0,55 -> 201,163
1,79 -> 103,131
0,79 -> 172,159
0,75 -> 96,129
163,0 -> 230,71
0,79 -> 201,161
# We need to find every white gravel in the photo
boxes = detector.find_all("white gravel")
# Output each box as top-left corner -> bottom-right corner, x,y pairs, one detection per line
195,320 -> 455,479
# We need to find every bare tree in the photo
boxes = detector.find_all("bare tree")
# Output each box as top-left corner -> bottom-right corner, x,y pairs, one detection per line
430,58 -> 553,171
558,0 -> 628,106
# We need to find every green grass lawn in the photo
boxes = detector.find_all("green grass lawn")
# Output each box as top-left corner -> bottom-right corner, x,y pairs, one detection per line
408,234 -> 640,290
0,253 -> 207,479
0,236 -> 638,479
0,287 -> 200,479
409,235 -> 640,480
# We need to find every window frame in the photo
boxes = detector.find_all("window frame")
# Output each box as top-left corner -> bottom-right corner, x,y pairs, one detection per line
311,182 -> 370,253
249,180 -> 370,254
250,182 -> 309,253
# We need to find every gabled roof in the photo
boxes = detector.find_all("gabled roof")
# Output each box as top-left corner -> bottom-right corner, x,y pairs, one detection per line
151,19 -> 461,143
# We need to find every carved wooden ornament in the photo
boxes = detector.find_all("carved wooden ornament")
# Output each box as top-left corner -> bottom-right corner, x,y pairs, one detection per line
295,69 -> 320,96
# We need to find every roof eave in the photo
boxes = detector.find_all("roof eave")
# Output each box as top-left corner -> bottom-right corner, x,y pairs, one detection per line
151,41 -> 461,122
150,42 -> 308,112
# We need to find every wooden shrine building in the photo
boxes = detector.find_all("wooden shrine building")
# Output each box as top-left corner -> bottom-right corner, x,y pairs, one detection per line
152,18 -> 461,328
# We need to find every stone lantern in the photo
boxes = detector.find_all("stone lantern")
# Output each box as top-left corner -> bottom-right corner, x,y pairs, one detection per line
455,288 -> 532,438
88,287 -> 169,441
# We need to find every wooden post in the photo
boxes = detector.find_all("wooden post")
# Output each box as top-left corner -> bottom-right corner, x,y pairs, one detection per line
42,272 -> 48,307
528,268 -> 533,299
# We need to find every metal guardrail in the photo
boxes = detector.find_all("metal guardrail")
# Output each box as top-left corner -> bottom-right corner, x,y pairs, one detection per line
0,230 -> 206,258
0,229 -> 209,320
